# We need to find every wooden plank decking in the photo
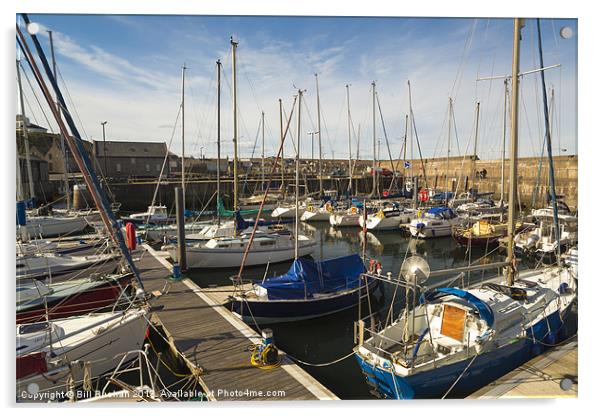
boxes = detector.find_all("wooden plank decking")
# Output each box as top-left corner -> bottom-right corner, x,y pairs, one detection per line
469,337 -> 578,399
135,244 -> 338,401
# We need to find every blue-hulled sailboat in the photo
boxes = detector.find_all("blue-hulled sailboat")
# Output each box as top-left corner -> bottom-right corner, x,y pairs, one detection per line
354,18 -> 577,399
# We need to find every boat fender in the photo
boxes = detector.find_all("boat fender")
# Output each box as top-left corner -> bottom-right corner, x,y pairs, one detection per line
369,259 -> 376,273
125,222 -> 137,250
558,282 -> 569,294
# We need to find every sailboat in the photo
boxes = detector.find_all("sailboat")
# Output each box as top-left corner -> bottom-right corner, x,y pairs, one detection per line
359,202 -> 414,231
514,210 -> 577,262
408,206 -> 463,238
229,254 -> 378,323
354,18 -> 577,399
16,307 -> 149,400
17,273 -> 134,324
230,89 -> 379,323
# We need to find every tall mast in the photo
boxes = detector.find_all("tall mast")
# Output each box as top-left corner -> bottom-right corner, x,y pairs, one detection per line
279,98 -> 285,195
181,64 -> 186,206
446,97 -> 452,198
216,59 -> 222,226
315,73 -> 323,196
261,111 -> 265,186
505,18 -> 523,286
473,101 -> 481,190
408,81 -> 414,180
295,90 -> 303,259
371,81 -> 377,197
16,59 -> 35,200
346,84 -> 353,195
48,30 -> 70,209
536,18 -> 561,265
231,37 -> 239,210
500,79 -> 508,205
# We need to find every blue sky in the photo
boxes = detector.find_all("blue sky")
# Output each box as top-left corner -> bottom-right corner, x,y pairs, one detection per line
18,14 -> 577,161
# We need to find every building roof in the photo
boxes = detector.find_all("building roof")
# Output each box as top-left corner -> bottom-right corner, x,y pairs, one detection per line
93,140 -> 167,158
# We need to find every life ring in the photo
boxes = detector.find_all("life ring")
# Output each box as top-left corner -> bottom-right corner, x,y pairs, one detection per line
351,206 -> 358,214
419,189 -> 429,202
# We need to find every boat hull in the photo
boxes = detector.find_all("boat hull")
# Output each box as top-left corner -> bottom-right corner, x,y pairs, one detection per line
300,210 -> 331,222
173,241 -> 316,269
20,216 -> 89,239
17,309 -> 149,401
16,275 -> 133,324
231,278 -> 379,324
356,308 -> 569,399
329,213 -> 361,227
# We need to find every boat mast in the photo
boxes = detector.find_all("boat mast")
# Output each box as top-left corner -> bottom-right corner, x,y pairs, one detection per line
231,37 -> 239,210
371,81 -> 377,197
181,64 -> 186,206
48,30 -> 70,209
216,59 -> 222,226
16,58 -> 35,200
279,98 -> 285,195
261,111 -> 265,187
446,97 -> 452,200
315,73 -> 323,197
295,89 -> 303,259
505,18 -> 523,286
500,79 -> 508,205
346,84 -> 353,196
472,101 -> 481,191
536,18 -> 562,265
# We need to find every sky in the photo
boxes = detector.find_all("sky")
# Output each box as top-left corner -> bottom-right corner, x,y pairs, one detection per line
16,14 -> 577,162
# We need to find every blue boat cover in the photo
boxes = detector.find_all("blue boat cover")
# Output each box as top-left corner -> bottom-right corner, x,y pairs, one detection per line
426,207 -> 457,218
422,288 -> 494,326
258,254 -> 367,300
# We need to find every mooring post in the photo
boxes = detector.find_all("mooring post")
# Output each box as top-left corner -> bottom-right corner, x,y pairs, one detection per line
175,187 -> 187,272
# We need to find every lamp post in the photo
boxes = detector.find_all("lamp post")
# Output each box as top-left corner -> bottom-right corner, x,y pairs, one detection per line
101,121 -> 108,177
308,131 -> 318,165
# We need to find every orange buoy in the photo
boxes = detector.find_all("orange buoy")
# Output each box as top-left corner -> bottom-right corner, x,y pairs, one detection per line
125,222 -> 137,251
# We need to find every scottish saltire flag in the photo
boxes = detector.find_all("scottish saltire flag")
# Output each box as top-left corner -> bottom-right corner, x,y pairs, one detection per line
404,161 -> 411,169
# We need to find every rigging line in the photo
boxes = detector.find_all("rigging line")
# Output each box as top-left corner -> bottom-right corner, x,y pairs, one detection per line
148,106 -> 182,224
19,61 -> 55,133
55,65 -> 90,142
450,18 -> 478,99
374,92 -> 398,190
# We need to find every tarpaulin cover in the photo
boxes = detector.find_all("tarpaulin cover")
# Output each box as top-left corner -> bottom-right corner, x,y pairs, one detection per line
259,254 -> 366,300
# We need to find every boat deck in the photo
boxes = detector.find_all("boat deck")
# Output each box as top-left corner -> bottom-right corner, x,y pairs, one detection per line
468,337 -> 577,399
135,244 -> 338,401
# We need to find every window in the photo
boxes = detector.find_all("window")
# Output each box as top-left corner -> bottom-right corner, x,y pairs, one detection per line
116,163 -> 122,172
131,157 -> 136,165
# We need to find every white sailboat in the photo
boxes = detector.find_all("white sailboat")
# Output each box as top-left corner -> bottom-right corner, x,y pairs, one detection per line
408,207 -> 463,238
329,206 -> 362,227
514,211 -> 577,261
360,204 -> 414,231
163,230 -> 315,269
16,307 -> 149,401
16,252 -> 121,281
